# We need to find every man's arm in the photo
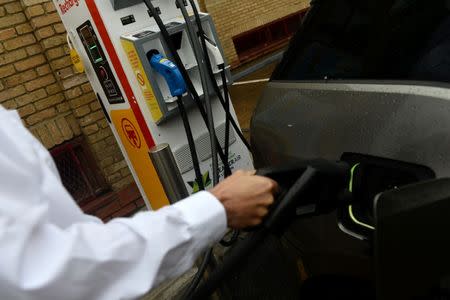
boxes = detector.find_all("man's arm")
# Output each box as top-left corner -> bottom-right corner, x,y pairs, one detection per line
0,172 -> 276,300
0,191 -> 226,300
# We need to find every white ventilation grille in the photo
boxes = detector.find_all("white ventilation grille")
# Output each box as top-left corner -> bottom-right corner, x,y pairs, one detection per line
174,122 -> 237,174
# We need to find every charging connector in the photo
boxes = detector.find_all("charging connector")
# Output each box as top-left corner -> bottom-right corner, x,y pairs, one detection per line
147,50 -> 187,98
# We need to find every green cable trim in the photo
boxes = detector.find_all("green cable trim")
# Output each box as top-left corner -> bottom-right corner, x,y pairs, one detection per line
349,163 -> 360,193
348,205 -> 375,230
348,163 -> 375,231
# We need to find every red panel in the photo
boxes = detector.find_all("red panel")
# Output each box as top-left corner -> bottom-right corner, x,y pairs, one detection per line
85,0 -> 155,148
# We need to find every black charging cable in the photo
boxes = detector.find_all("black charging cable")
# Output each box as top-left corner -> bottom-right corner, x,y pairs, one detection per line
220,68 -> 231,163
176,96 -> 205,191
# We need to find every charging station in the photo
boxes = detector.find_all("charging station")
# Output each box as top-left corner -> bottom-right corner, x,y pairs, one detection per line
54,0 -> 253,210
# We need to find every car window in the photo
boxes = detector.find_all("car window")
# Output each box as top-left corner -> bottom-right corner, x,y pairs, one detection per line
273,0 -> 450,83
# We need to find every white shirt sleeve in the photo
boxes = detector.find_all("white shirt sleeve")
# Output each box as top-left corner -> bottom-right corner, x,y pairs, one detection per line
1,191 -> 227,300
0,107 -> 228,300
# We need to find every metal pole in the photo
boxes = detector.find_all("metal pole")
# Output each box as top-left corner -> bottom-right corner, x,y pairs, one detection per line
149,143 -> 189,204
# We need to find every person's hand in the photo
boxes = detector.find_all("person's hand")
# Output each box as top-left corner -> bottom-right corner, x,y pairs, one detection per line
210,170 -> 279,229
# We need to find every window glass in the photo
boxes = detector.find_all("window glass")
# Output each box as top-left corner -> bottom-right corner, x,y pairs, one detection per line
273,0 -> 450,83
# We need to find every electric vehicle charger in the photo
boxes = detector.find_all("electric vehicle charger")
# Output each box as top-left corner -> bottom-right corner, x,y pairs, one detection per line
148,50 -> 205,191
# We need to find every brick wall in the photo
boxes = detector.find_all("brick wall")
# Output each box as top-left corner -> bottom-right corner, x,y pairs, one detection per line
0,0 -> 76,145
0,0 -> 134,192
203,0 -> 310,67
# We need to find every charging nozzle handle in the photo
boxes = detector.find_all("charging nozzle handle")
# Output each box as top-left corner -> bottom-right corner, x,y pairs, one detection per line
147,52 -> 187,98
188,167 -> 320,300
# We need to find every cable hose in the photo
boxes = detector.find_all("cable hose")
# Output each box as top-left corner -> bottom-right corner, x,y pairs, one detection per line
142,0 -> 232,176
220,229 -> 240,247
181,248 -> 213,300
220,67 -> 231,163
187,0 -> 252,152
176,1 -> 219,185
177,96 -> 205,191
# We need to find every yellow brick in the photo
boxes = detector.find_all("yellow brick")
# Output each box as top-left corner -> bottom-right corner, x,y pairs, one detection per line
15,88 -> 46,106
24,73 -> 56,91
16,23 -> 33,34
18,103 -> 36,117
14,54 -> 46,71
2,99 -> 17,109
5,69 -> 38,87
35,124 -> 55,149
41,34 -> 65,48
3,33 -> 36,51
70,92 -> 96,108
35,25 -> 54,40
0,13 -> 26,30
45,83 -> 61,95
53,23 -> 65,34
46,119 -> 64,145
25,4 -> 44,18
45,46 -> 65,59
56,102 -> 70,113
50,55 -> 72,70
36,64 -> 51,76
66,114 -> 81,136
30,12 -> 60,28
0,28 -> 17,41
5,2 -> 23,14
25,44 -> 42,56
26,107 -> 56,126
55,116 -> 74,140
34,93 -> 64,110
0,64 -> 15,79
74,104 -> 91,117
43,2 -> 56,13
0,84 -> 25,102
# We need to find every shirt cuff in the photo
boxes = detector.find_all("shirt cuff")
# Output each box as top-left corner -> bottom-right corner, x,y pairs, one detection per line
173,191 -> 227,245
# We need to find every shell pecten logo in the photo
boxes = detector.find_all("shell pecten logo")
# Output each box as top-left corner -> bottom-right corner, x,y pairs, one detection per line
57,0 -> 80,15
121,118 -> 142,149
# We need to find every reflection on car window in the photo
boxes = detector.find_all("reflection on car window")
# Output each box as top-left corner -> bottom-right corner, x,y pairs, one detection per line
273,0 -> 450,83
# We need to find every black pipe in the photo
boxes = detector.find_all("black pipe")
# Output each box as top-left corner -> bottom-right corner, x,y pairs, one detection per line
220,68 -> 231,164
181,248 -> 214,300
219,229 -> 239,247
177,96 -> 205,191
189,229 -> 268,300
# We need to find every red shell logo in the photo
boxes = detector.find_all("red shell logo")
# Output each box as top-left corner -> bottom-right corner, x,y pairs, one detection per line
121,118 -> 141,149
